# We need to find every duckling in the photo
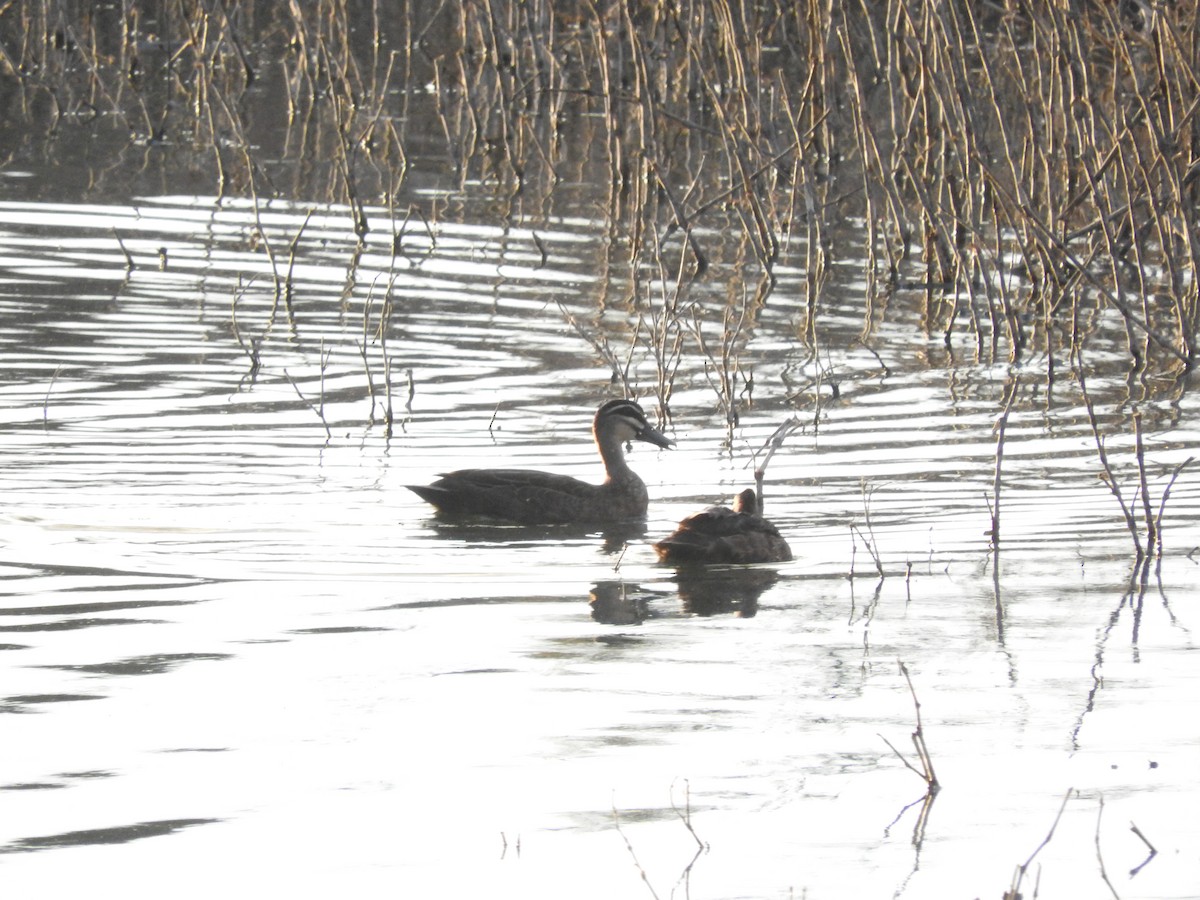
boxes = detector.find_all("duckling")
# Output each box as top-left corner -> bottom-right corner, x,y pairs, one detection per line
407,399 -> 673,525
654,488 -> 792,564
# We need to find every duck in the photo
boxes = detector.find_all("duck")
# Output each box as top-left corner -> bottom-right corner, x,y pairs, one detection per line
654,488 -> 792,564
406,399 -> 673,525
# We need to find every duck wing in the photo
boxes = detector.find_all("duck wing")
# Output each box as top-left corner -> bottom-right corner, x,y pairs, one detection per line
407,469 -> 599,525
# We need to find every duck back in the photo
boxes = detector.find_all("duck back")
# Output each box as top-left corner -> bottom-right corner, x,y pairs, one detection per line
654,490 -> 792,564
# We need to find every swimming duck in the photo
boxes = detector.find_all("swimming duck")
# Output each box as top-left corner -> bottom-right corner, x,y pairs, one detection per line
654,488 -> 792,564
407,399 -> 673,525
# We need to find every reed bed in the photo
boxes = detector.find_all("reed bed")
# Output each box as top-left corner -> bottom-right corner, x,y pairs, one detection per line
5,2 -> 1195,351
2,0 -> 1196,559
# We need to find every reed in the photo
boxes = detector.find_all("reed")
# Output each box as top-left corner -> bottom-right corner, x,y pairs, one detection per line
851,480 -> 884,580
8,3 -> 1195,363
612,781 -> 709,900
988,376 -> 1021,549
1080,362 -> 1194,568
880,661 -> 939,792
2,1 -> 1196,532
283,352 -> 332,443
1004,790 -> 1075,900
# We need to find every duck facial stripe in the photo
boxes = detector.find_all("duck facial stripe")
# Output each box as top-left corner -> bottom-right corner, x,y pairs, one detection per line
610,413 -> 649,433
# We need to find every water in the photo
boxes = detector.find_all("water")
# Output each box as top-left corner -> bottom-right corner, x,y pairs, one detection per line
1,191 -> 1198,900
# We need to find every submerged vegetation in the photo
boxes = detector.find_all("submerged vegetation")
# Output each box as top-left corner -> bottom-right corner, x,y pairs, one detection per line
1,0 -> 1197,564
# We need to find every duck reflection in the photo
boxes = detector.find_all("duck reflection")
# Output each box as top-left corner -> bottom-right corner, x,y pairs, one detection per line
589,567 -> 778,622
670,566 -> 778,617
588,581 -> 656,625
425,516 -> 647,554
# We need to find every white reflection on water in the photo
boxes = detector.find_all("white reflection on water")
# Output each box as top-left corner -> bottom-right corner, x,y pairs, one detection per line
0,197 -> 1198,899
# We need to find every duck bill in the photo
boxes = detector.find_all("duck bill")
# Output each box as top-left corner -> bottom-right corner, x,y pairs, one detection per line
638,424 -> 674,449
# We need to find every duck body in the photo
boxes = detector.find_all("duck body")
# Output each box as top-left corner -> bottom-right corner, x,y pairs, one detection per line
407,468 -> 649,525
407,399 -> 672,525
654,489 -> 792,565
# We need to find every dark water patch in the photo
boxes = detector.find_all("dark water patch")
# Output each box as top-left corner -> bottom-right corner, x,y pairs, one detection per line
563,804 -> 693,835
558,732 -> 662,753
0,617 -> 155,633
376,595 -> 576,611
0,643 -> 29,651
159,747 -> 230,754
0,818 -> 219,854
0,782 -> 68,791
287,626 -> 391,635
592,633 -> 648,647
42,652 -> 233,677
2,579 -> 215,597
0,599 -> 199,616
424,518 -> 649,548
0,559 -> 219,593
588,583 -> 664,626
1,693 -> 104,714
668,568 -> 781,618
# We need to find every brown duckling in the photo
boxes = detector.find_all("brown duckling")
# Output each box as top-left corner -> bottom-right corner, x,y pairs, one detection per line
654,488 -> 792,564
407,399 -> 673,525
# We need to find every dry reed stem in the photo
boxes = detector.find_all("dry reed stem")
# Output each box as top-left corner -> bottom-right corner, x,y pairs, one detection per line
988,376 -> 1021,548
611,798 -> 660,900
1081,369 -> 1144,560
1094,796 -> 1122,900
1005,789 -> 1075,900
879,661 -> 939,791
41,364 -> 62,431
283,364 -> 332,443
1129,821 -> 1158,877
4,1 -> 1199,454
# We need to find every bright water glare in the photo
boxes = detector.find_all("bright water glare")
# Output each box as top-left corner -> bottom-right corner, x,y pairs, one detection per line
1,193 -> 1198,900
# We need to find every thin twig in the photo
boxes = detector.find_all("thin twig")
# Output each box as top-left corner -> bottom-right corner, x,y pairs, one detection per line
881,662 -> 939,791
900,661 -> 938,789
669,778 -> 707,899
851,481 -> 884,579
111,228 -> 135,271
1129,821 -> 1157,877
1095,795 -> 1121,900
670,778 -> 706,850
989,376 -> 1020,547
42,365 -> 63,431
1006,789 -> 1074,900
1152,456 -> 1193,559
753,416 -> 804,492
283,369 -> 332,441
281,207 -> 315,325
612,799 -> 660,900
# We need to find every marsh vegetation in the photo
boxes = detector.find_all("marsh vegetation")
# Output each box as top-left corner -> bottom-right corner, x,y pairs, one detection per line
6,1 -> 1196,559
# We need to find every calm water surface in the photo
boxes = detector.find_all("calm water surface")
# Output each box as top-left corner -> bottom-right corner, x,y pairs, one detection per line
1,194 -> 1198,899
